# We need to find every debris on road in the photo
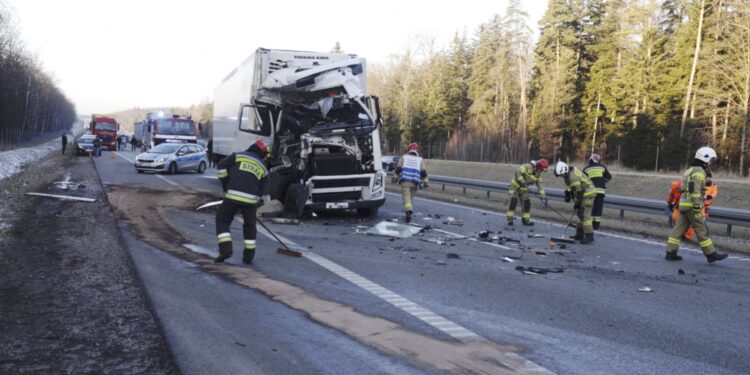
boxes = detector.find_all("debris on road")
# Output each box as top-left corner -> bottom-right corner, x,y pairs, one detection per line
502,257 -> 515,263
366,221 -> 423,238
25,192 -> 95,202
196,200 -> 222,210
550,236 -> 576,244
638,286 -> 654,292
497,236 -> 521,243
420,237 -> 446,245
446,253 -> 461,259
528,234 -> 545,238
515,266 -> 564,275
271,217 -> 300,225
678,269 -> 685,275
478,230 -> 492,241
436,260 -> 447,265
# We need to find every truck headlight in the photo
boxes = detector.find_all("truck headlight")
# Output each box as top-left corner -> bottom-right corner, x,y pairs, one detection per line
373,172 -> 384,191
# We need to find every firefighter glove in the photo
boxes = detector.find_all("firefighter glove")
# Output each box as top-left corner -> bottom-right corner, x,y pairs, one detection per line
665,204 -> 673,216
573,201 -> 581,210
564,190 -> 572,203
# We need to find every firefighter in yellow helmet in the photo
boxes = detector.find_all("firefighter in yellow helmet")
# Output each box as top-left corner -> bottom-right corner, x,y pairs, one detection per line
395,143 -> 428,223
506,159 -> 549,226
555,161 -> 596,244
665,147 -> 728,263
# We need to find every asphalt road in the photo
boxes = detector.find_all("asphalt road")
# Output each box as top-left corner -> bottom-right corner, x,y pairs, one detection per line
95,149 -> 750,375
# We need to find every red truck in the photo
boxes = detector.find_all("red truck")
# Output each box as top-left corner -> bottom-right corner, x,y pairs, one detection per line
89,115 -> 119,150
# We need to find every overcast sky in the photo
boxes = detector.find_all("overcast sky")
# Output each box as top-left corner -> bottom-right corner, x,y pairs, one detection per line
7,0 -> 545,114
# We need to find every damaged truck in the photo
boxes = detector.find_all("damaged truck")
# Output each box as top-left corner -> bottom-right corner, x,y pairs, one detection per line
212,48 -> 386,217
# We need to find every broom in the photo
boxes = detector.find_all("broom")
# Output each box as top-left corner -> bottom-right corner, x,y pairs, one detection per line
540,196 -> 577,244
257,218 -> 302,257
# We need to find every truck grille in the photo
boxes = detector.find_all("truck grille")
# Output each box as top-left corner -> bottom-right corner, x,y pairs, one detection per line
311,191 -> 361,203
313,177 -> 370,189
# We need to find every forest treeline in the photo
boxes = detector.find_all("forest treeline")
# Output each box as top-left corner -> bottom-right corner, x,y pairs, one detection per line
369,0 -> 750,175
0,4 -> 76,144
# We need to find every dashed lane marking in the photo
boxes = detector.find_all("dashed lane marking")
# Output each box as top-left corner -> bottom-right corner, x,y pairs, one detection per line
386,192 -> 750,262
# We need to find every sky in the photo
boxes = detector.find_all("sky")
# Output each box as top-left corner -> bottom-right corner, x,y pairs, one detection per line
6,0 -> 546,115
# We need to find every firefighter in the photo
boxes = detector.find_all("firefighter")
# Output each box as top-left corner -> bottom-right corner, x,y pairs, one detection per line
61,133 -> 67,154
665,147 -> 728,262
583,153 -> 612,230
506,159 -> 549,226
214,139 -> 270,264
666,178 -> 718,240
395,143 -> 428,223
554,161 -> 596,244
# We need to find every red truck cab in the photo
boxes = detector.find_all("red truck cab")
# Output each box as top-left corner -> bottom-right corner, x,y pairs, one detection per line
89,115 -> 119,150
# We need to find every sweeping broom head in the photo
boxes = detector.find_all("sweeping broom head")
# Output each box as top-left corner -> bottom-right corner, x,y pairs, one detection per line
276,247 -> 302,257
550,237 -> 576,244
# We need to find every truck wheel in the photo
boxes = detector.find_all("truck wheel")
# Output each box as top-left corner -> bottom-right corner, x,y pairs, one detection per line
357,207 -> 379,217
168,162 -> 178,175
197,161 -> 206,174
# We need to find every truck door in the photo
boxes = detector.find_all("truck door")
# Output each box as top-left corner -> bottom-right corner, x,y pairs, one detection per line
238,102 -> 276,154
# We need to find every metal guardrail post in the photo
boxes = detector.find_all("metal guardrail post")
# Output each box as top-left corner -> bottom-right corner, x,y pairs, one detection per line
727,224 -> 732,237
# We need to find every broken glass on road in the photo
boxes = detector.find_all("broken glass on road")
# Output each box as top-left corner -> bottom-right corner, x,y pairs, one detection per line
365,221 -> 423,238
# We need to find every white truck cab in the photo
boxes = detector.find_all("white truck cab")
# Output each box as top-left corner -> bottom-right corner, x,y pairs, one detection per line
213,48 -> 386,216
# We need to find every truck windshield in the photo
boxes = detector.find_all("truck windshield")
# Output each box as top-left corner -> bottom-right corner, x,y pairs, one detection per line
155,120 -> 195,136
94,122 -> 117,131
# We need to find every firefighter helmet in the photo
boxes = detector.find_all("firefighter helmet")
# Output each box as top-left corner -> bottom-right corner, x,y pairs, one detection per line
248,139 -> 269,155
590,153 -> 601,163
554,161 -> 569,176
695,147 -> 717,163
534,159 -> 550,172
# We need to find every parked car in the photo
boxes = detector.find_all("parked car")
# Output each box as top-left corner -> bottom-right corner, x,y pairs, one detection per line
75,134 -> 97,155
381,155 -> 400,171
134,142 -> 208,174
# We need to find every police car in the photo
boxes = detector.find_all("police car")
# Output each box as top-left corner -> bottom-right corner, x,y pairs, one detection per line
134,142 -> 208,174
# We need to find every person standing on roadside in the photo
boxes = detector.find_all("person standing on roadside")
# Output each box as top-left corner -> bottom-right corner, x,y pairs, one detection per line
214,140 -> 270,264
665,147 -> 728,263
93,136 -> 102,157
506,159 -> 549,226
395,143 -> 428,223
207,140 -> 214,168
61,133 -> 67,154
116,135 -> 122,151
583,153 -> 612,230
130,136 -> 137,151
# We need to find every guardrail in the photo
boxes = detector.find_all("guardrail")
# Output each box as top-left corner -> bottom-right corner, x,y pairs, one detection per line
425,175 -> 750,237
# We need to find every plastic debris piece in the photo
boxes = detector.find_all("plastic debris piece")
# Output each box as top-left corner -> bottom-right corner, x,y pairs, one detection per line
638,287 -> 653,292
498,236 -> 521,243
559,244 -> 568,249
365,221 -> 423,238
528,234 -> 545,238
272,217 -> 300,225
548,242 -> 557,249
515,266 -> 564,274
436,260 -> 447,265
678,269 -> 685,275
535,251 -> 548,256
422,217 -> 432,221
502,257 -> 515,263
446,253 -> 461,259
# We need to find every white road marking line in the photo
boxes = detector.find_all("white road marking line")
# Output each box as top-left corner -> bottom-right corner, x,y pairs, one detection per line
245,219 -> 485,343
114,151 -> 182,188
388,192 -> 750,262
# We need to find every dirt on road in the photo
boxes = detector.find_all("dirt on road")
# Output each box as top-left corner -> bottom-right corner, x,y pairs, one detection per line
0,152 -> 177,374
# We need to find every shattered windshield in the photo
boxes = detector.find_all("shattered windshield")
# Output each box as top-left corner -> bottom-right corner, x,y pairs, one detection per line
155,120 -> 195,136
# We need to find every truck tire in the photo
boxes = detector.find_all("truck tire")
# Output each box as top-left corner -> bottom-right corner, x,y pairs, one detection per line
197,161 -> 206,174
168,162 -> 178,175
357,207 -> 379,217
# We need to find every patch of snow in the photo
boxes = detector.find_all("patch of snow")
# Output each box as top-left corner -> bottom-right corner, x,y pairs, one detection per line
0,138 -> 60,181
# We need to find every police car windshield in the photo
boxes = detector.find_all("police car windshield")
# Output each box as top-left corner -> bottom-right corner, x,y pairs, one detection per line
150,143 -> 182,154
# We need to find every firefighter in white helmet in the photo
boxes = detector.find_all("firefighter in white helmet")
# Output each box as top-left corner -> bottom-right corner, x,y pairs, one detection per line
665,147 -> 728,263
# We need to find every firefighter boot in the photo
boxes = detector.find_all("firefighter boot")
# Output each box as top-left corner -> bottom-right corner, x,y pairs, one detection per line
506,218 -> 514,226
570,228 -> 584,241
405,211 -> 413,223
706,252 -> 728,263
522,218 -> 534,226
214,243 -> 233,263
665,251 -> 683,261
242,249 -> 255,264
580,232 -> 594,244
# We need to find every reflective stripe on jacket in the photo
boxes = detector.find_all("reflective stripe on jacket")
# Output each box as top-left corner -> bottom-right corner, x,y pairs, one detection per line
217,151 -> 268,205
510,163 -> 545,197
583,162 -> 611,193
399,154 -> 423,184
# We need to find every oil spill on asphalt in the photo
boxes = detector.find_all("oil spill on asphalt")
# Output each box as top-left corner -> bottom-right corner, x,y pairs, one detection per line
106,186 -> 545,375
